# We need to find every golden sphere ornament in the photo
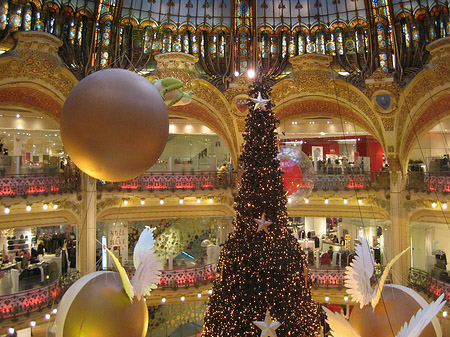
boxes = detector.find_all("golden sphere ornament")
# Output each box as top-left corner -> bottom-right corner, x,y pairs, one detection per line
54,271 -> 149,337
61,69 -> 169,182
349,284 -> 440,337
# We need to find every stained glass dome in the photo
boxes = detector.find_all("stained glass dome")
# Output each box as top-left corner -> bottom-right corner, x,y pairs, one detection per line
0,0 -> 447,88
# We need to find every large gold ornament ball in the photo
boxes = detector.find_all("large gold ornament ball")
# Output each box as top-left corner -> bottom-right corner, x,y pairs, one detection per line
55,271 -> 148,337
349,284 -> 439,337
61,69 -> 169,182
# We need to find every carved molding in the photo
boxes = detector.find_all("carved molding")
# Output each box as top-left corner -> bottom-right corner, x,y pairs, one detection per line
0,31 -> 77,105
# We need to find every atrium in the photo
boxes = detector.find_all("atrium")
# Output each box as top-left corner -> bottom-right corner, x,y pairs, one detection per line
0,0 -> 449,335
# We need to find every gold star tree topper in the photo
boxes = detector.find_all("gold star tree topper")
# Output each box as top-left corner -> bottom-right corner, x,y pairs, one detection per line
254,213 -> 273,234
253,310 -> 281,337
250,92 -> 270,111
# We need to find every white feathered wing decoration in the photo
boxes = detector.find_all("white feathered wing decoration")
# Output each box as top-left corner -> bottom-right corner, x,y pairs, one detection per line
344,236 -> 409,309
323,307 -> 361,337
130,227 -> 162,300
325,236 -> 445,337
324,294 -> 446,337
396,293 -> 446,337
133,226 -> 155,269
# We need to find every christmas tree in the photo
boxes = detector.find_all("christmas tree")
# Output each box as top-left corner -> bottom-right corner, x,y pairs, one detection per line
202,80 -> 320,336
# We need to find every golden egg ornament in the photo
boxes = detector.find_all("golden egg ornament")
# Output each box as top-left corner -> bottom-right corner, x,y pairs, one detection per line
60,68 -> 169,182
349,284 -> 441,337
54,271 -> 148,337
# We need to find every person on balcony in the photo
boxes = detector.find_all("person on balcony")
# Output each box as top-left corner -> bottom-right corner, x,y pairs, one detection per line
218,163 -> 228,187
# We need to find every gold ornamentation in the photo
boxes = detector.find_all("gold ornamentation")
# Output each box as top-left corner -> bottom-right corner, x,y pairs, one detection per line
0,31 -> 77,103
382,117 -> 395,131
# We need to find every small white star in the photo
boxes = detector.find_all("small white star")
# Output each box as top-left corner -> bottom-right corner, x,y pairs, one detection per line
253,310 -> 281,337
250,92 -> 270,111
254,213 -> 273,234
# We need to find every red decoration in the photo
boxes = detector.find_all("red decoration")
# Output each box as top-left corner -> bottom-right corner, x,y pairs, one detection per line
280,159 -> 303,195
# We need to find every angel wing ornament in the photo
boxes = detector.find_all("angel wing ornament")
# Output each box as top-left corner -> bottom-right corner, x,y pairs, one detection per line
325,236 -> 445,337
344,236 -> 409,309
324,294 -> 446,337
131,227 -> 162,300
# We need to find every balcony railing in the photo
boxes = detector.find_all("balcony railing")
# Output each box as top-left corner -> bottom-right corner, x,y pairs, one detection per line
406,172 -> 450,193
97,171 -> 235,192
408,268 -> 450,304
125,264 -> 217,290
1,169 -> 427,198
0,271 -> 79,321
314,172 -> 390,191
0,173 -> 80,197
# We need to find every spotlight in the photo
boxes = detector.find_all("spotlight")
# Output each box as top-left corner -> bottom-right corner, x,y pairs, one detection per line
30,321 -> 36,327
4,207 -> 10,214
43,204 -> 48,210
179,198 -> 184,204
45,314 -> 50,320
343,198 -> 348,205
16,113 -> 20,118
52,204 -> 58,210
358,199 -> 363,205
443,203 -> 447,210
161,298 -> 166,303
305,198 -> 309,204
325,296 -> 330,302
247,69 -> 255,78
344,296 -> 349,302
287,197 -> 292,204
25,205 -> 31,212
123,199 -> 128,206
52,308 -> 57,314
443,311 -> 448,318
197,293 -> 202,298
159,199 -> 164,205
234,71 -> 239,77
196,198 -> 201,204
432,202 -> 437,208
208,289 -> 213,295
208,197 -> 213,203
140,199 -> 145,205
180,296 -> 185,302
324,199 -> 329,205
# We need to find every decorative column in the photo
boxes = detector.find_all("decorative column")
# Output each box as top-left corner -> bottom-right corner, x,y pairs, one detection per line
77,173 -> 97,276
389,169 -> 410,284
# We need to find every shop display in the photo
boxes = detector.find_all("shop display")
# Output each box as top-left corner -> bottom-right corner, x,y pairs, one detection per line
60,68 -> 169,182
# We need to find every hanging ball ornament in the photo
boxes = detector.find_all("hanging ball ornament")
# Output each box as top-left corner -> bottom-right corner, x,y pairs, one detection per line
278,146 -> 314,207
349,284 -> 440,337
60,69 -> 169,182
54,271 -> 148,337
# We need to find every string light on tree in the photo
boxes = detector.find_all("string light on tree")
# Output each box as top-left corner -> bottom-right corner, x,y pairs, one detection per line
202,80 -> 320,336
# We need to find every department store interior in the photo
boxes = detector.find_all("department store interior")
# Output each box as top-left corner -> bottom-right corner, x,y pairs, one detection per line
0,0 -> 449,334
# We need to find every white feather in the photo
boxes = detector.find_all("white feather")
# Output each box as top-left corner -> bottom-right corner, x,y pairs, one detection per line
344,236 -> 375,308
323,307 -> 361,337
131,248 -> 162,300
133,226 -> 155,269
370,246 -> 409,309
396,293 -> 446,337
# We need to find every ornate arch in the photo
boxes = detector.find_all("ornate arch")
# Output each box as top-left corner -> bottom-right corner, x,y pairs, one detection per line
400,91 -> 450,167
170,99 -> 237,166
275,98 -> 382,143
0,86 -> 61,120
